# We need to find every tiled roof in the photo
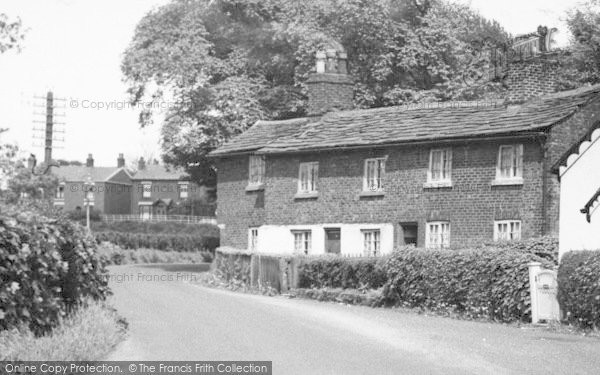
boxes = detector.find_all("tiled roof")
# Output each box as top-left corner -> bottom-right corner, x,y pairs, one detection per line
52,166 -> 122,182
209,118 -> 311,156
130,164 -> 189,181
210,85 -> 600,156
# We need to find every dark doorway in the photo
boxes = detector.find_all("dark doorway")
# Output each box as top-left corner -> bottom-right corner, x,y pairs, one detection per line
400,223 -> 418,246
324,228 -> 341,254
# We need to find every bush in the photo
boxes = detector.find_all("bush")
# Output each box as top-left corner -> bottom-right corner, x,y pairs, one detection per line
297,256 -> 388,290
381,247 -> 549,322
66,208 -> 102,223
94,231 -> 219,252
0,213 -> 110,335
483,236 -> 558,265
213,248 -> 252,284
558,251 -> 600,329
97,243 -> 213,265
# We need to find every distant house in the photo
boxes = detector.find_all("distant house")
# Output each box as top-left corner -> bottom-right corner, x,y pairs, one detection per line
553,123 -> 600,256
210,30 -> 600,256
52,153 -> 204,219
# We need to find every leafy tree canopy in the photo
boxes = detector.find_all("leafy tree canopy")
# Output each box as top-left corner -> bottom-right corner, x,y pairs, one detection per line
122,0 -> 509,186
0,13 -> 25,53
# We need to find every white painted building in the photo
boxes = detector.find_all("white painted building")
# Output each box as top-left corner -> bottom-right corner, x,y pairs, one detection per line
555,127 -> 600,257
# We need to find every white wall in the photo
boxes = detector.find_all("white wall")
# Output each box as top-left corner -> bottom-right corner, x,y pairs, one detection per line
254,223 -> 395,256
559,129 -> 600,257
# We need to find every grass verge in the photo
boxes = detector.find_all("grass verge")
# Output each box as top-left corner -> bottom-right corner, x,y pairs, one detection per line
0,300 -> 127,360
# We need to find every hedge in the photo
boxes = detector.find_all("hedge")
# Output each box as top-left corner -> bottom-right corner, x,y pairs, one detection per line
381,247 -> 549,322
482,236 -> 558,265
94,231 -> 219,252
0,213 -> 109,335
91,221 -> 219,237
297,256 -> 388,290
558,251 -> 600,329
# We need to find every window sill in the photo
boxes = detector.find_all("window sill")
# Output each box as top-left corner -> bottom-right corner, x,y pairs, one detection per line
245,184 -> 265,192
359,190 -> 385,197
294,192 -> 319,199
423,181 -> 453,189
491,178 -> 523,186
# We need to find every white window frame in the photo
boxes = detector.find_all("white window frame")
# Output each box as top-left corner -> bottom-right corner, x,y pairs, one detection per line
362,229 -> 381,257
298,162 -> 319,194
292,230 -> 312,255
178,182 -> 189,199
249,227 -> 259,252
363,157 -> 386,192
142,182 -> 152,198
496,144 -> 523,181
426,221 -> 450,249
494,220 -> 522,241
428,148 -> 453,183
248,155 -> 266,186
56,183 -> 65,199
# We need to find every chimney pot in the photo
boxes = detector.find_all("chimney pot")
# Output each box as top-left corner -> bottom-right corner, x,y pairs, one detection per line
117,153 -> 125,168
86,154 -> 94,167
138,157 -> 146,170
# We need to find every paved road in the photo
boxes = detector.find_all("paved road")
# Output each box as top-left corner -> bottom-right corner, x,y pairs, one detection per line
106,265 -> 600,375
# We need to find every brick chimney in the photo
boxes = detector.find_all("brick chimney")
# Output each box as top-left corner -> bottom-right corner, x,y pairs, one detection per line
117,153 -> 125,168
306,42 -> 354,116
504,26 -> 561,104
86,153 -> 94,167
138,157 -> 146,170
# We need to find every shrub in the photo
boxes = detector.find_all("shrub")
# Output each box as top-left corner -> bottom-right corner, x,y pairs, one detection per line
297,256 -> 388,290
557,251 -> 600,329
94,231 -> 219,253
91,221 -> 219,237
381,247 -> 549,322
213,248 -> 252,284
96,243 -> 213,264
66,208 -> 102,223
483,236 -> 558,265
0,213 -> 110,335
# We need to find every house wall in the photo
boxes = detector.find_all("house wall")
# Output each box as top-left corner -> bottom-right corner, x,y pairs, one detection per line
60,181 -> 103,212
130,180 -> 202,215
217,138 -> 547,252
103,182 -> 132,214
559,130 -> 600,256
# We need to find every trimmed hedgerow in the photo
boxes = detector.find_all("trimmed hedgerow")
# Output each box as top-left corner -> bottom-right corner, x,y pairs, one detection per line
381,247 -> 550,322
94,231 -> 219,252
91,221 -> 219,237
557,251 -> 600,329
0,213 -> 109,335
297,256 -> 388,290
483,236 -> 558,265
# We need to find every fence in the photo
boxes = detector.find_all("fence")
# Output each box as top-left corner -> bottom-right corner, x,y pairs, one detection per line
102,214 -> 217,225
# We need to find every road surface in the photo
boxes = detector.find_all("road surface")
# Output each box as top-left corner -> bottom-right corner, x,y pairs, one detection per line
106,264 -> 600,375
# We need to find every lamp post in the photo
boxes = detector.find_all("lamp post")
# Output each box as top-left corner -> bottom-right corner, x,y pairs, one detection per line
83,175 -> 95,230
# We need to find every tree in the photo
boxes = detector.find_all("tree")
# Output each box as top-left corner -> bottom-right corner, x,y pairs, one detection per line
122,0 -> 508,187
0,13 -> 25,53
564,0 -> 600,85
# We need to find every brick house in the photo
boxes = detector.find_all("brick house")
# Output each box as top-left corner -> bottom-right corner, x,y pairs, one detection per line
53,153 -> 202,218
210,32 -> 600,256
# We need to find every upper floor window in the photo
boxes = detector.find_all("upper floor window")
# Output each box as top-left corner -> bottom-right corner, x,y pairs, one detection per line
56,184 -> 65,199
494,220 -> 521,241
249,227 -> 259,252
426,221 -> 450,249
142,182 -> 152,198
179,182 -> 189,199
292,230 -> 312,254
249,155 -> 265,186
364,157 -> 385,192
497,145 -> 523,181
362,229 -> 381,256
298,162 -> 319,194
428,149 -> 452,183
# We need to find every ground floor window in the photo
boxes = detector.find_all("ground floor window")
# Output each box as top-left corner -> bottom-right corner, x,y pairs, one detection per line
139,205 -> 152,220
362,229 -> 381,256
292,230 -> 312,254
249,227 -> 259,251
494,220 -> 521,241
426,221 -> 450,249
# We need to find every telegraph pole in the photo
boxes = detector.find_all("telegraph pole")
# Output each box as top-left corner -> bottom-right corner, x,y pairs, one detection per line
44,91 -> 54,164
32,91 -> 65,170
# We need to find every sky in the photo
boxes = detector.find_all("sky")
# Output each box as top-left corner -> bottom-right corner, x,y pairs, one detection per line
0,0 -> 584,167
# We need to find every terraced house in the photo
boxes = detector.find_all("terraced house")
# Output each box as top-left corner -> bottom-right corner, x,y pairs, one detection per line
210,31 -> 600,256
52,153 -> 202,218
